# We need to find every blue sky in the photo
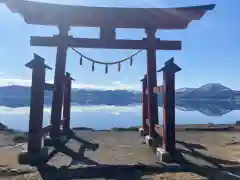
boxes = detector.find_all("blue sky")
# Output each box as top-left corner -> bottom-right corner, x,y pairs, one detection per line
0,0 -> 239,91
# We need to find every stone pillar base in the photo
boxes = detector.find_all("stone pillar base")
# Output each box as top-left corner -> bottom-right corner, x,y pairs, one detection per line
138,127 -> 144,137
145,135 -> 153,146
18,147 -> 49,165
156,147 -> 172,162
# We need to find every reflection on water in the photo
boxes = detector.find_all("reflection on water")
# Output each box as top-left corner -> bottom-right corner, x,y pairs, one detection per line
0,100 -> 239,132
176,100 -> 240,116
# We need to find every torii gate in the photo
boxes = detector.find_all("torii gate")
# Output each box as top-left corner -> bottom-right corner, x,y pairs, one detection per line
3,0 -> 215,147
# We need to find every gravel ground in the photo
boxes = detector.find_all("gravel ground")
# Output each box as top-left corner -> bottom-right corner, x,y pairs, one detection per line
0,129 -> 239,180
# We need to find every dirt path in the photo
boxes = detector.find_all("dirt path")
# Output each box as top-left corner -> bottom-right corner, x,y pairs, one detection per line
0,130 -> 239,179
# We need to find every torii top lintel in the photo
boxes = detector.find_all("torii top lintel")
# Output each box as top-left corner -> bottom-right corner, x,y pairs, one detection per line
5,0 -> 215,29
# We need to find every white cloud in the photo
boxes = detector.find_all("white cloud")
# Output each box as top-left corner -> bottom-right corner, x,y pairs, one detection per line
72,81 -> 140,91
0,76 -> 141,91
109,81 -> 140,90
112,81 -> 121,85
0,77 -> 31,87
0,105 -> 141,115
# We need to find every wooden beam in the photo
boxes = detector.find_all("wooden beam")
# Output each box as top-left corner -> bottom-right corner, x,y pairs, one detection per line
42,119 -> 65,137
153,85 -> 164,94
30,36 -> 182,50
100,27 -> 116,41
145,85 -> 164,95
45,83 -> 54,91
4,1 -> 215,29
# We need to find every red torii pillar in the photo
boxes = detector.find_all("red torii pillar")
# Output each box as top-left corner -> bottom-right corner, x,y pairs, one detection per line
145,28 -> 159,145
50,24 -> 69,142
140,75 -> 148,136
19,54 -> 52,165
25,54 -> 52,153
62,72 -> 74,132
157,58 -> 181,160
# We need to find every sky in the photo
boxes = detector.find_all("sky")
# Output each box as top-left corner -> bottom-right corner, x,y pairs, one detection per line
0,0 -> 239,91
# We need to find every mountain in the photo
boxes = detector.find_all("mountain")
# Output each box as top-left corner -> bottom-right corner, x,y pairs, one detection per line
0,83 -> 239,107
176,87 -> 196,98
0,86 -> 52,107
178,83 -> 234,100
0,86 -> 143,107
175,100 -> 234,116
71,89 -> 142,106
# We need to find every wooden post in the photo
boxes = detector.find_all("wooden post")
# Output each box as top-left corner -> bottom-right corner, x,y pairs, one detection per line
50,24 -> 69,140
63,72 -> 74,131
160,58 -> 181,154
162,71 -> 167,151
141,74 -> 148,136
25,54 -> 52,153
145,28 -> 159,139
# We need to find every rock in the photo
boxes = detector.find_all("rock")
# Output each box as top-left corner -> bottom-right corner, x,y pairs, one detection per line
0,122 -> 8,130
208,123 -> 215,127
13,134 -> 28,143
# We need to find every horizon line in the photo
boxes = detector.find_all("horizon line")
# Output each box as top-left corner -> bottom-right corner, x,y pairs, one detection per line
0,83 -> 240,92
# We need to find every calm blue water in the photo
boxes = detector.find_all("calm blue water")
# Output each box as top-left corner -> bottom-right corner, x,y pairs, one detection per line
0,105 -> 239,132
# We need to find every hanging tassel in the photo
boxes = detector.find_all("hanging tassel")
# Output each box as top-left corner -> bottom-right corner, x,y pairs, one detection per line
92,62 -> 95,71
105,64 -> 108,74
130,57 -> 133,66
80,55 -> 83,65
118,62 -> 121,72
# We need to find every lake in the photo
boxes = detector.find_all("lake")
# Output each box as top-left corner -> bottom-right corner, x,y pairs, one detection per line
0,104 -> 239,132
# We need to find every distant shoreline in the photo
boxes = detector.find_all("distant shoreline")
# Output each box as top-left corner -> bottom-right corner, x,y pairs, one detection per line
1,122 -> 240,135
